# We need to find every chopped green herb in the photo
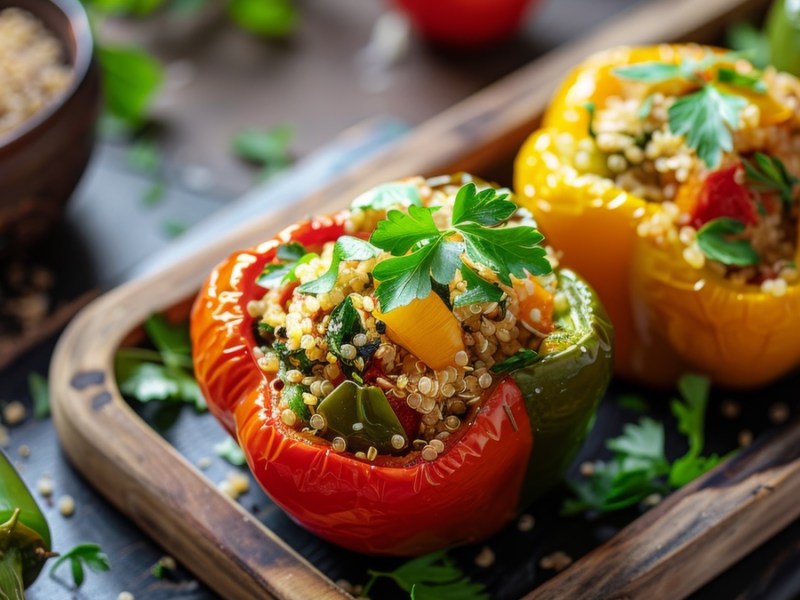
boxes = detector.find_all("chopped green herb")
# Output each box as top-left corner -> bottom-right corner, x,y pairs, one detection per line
637,94 -> 655,120
613,61 -> 685,83
28,372 -> 50,419
298,237 -> 380,294
616,393 -> 649,414
696,217 -> 760,267
367,184 -> 549,312
214,437 -> 247,466
97,45 -> 163,127
743,152 -> 798,208
490,349 -> 540,374
352,182 -> 423,211
717,67 -> 767,93
50,543 -> 111,589
257,242 -> 318,288
127,138 -> 162,173
143,180 -> 166,207
585,101 -> 598,138
454,264 -> 504,307
231,125 -> 293,181
668,85 -> 746,168
563,374 -> 725,515
227,0 -> 297,38
362,550 -> 489,600
116,316 -> 206,412
325,296 -> 365,366
162,220 -> 188,238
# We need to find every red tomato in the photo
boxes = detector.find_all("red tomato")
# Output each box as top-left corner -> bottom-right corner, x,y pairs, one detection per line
391,0 -> 540,48
691,164 -> 758,228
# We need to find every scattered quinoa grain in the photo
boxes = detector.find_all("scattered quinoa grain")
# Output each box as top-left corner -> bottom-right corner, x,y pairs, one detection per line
738,429 -> 754,447
517,514 -> 535,532
367,446 -> 378,461
539,551 -> 572,572
768,402 -> 790,425
391,434 -> 406,450
474,546 -> 495,568
197,457 -> 211,470
721,400 -> 741,420
17,445 -> 29,458
332,437 -> 347,452
57,494 -> 75,517
2,401 -> 26,426
37,475 -> 53,497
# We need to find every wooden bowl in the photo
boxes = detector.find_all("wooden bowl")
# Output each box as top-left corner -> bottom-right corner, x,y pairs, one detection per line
0,0 -> 100,246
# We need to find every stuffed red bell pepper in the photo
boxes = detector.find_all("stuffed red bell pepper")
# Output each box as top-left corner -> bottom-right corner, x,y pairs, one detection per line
191,174 -> 613,556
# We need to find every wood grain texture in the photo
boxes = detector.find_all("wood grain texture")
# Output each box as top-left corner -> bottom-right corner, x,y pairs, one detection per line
49,0 -> 779,598
527,421 -> 800,600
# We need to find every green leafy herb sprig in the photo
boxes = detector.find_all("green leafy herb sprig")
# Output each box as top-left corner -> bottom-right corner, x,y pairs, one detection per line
50,543 -> 111,589
28,372 -> 50,419
214,437 -> 247,466
743,152 -> 799,209
257,242 -> 318,288
115,314 -> 206,412
563,374 -> 726,515
614,52 -> 762,168
696,217 -> 761,267
361,550 -> 489,600
231,125 -> 294,182
368,183 -> 550,312
490,349 -> 540,374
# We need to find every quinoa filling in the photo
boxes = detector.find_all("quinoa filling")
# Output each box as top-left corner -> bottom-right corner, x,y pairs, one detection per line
247,176 -> 562,461
582,47 -> 800,291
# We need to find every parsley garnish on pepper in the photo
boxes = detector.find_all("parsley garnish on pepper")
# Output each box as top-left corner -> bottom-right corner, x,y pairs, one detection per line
369,183 -> 551,312
743,152 -> 799,209
696,217 -> 761,267
613,52 -> 764,168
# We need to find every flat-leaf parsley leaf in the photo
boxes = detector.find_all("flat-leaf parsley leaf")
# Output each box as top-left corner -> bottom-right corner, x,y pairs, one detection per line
696,217 -> 760,266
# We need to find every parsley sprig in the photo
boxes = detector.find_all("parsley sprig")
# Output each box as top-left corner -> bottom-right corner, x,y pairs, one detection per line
50,543 -> 111,590
696,217 -> 760,267
361,550 -> 488,600
257,242 -> 318,288
613,52 -> 761,168
369,183 -> 550,312
563,374 -> 726,514
743,152 -> 799,209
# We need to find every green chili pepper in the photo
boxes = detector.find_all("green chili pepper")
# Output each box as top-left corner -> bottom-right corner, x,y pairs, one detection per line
510,269 -> 614,504
0,450 -> 53,598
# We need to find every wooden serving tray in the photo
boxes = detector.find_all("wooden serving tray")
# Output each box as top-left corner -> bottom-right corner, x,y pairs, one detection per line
50,0 -> 800,598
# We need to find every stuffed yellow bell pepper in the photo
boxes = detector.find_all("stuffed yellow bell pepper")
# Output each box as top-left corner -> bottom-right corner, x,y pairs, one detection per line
515,44 -> 800,388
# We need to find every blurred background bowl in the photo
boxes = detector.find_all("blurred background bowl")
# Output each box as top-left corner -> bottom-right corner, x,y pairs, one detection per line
0,0 -> 100,247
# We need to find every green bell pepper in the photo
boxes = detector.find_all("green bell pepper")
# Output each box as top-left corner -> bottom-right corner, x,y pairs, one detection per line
0,450 -> 53,599
511,269 -> 614,503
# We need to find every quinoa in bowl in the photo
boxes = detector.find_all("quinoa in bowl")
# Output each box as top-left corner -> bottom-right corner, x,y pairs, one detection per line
0,7 -> 71,138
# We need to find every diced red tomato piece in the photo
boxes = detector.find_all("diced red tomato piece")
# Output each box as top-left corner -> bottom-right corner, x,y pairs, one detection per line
691,165 -> 758,228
